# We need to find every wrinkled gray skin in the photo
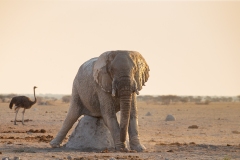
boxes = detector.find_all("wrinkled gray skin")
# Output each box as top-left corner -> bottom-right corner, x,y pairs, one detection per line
50,50 -> 149,152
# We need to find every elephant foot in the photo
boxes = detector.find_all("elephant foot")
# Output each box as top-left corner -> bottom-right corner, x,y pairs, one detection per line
115,142 -> 128,152
50,139 -> 61,148
129,136 -> 146,152
120,147 -> 129,152
130,142 -> 146,152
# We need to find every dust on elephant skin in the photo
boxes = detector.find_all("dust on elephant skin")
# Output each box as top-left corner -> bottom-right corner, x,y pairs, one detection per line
50,50 -> 149,152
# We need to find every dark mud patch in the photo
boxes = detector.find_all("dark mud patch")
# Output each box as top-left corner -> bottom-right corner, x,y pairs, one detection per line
10,119 -> 32,122
0,135 -> 54,143
27,129 -> 46,133
1,129 -> 47,134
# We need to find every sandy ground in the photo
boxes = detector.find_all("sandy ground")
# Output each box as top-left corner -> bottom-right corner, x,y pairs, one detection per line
0,101 -> 240,160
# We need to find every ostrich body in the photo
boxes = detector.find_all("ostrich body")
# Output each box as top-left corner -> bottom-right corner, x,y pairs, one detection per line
9,86 -> 37,125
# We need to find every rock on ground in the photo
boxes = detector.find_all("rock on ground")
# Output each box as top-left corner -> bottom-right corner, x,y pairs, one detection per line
65,115 -> 114,151
165,114 -> 176,121
145,112 -> 152,116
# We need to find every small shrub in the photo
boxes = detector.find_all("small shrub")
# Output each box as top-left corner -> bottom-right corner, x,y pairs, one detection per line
195,100 -> 210,105
62,95 -> 71,103
223,156 -> 231,160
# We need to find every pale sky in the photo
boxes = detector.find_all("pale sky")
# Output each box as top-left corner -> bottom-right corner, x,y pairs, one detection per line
0,1 -> 240,96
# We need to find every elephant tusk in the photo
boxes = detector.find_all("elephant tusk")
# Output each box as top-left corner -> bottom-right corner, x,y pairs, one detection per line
112,89 -> 116,97
135,90 -> 139,95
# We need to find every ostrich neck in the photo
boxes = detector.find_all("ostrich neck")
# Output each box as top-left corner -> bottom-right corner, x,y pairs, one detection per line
32,88 -> 37,105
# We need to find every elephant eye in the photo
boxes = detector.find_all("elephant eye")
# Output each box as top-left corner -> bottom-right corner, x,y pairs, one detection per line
107,65 -> 111,72
107,65 -> 113,75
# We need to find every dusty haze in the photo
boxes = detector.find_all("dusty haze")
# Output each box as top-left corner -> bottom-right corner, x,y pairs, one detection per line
0,1 -> 240,96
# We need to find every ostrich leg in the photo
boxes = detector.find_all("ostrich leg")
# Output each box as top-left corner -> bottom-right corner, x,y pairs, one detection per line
22,108 -> 26,125
14,107 -> 20,125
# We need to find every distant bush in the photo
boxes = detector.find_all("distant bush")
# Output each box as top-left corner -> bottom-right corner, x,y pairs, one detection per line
137,95 -> 238,105
137,95 -> 181,105
37,96 -> 57,105
195,100 -> 210,105
237,95 -> 240,102
0,94 -> 17,103
62,95 -> 71,103
0,94 -> 60,104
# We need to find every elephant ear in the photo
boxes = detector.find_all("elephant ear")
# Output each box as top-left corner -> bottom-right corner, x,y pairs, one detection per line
132,51 -> 150,91
93,51 -> 114,93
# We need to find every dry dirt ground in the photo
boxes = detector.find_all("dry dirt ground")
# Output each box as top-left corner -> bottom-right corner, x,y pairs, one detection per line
0,101 -> 240,160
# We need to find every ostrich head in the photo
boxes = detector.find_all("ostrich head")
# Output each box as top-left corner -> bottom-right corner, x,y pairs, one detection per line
34,86 -> 37,89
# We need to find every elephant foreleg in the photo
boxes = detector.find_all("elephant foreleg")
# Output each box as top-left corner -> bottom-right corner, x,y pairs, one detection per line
101,113 -> 125,150
128,93 -> 146,152
50,86 -> 82,148
99,93 -> 127,151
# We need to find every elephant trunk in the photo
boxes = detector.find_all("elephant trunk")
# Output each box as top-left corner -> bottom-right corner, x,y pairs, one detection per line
114,77 -> 137,142
112,77 -> 139,97
119,94 -> 132,142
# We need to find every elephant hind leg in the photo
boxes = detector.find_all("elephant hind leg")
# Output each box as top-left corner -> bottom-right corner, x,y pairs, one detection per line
50,84 -> 82,148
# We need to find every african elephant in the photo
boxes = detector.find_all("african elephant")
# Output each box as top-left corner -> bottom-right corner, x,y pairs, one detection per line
50,50 -> 150,152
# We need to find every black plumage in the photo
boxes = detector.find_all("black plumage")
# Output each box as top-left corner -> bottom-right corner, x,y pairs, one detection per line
9,86 -> 37,125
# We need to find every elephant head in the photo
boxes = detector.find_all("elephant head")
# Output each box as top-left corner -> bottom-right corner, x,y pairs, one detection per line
93,50 -> 149,143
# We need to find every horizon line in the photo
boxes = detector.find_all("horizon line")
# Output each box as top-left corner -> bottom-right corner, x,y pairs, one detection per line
0,93 -> 239,97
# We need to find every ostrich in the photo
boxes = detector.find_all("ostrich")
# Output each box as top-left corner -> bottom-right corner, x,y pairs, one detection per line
9,86 -> 37,125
